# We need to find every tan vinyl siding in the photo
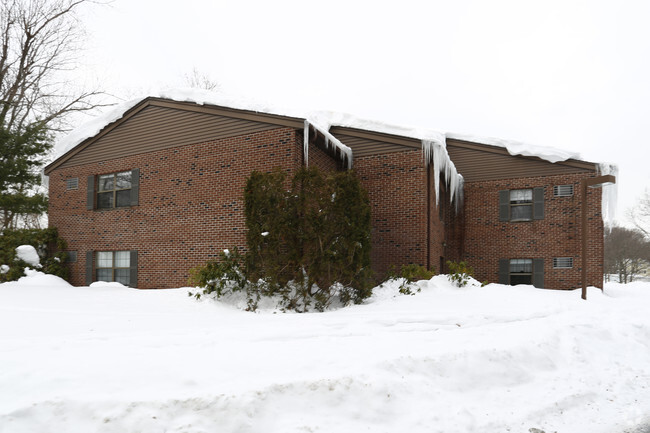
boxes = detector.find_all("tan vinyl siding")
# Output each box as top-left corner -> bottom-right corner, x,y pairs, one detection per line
57,105 -> 285,169
446,139 -> 595,182
329,126 -> 418,157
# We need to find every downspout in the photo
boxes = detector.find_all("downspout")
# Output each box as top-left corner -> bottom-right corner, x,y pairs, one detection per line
427,164 -> 431,271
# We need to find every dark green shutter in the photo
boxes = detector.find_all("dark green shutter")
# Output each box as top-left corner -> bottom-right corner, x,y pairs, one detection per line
533,258 -> 544,288
130,168 -> 140,206
499,190 -> 510,221
498,259 -> 510,284
87,175 -> 95,210
85,251 -> 93,285
129,250 -> 138,288
533,187 -> 544,220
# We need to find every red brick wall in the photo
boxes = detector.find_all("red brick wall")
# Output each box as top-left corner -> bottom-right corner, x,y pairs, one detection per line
48,127 -> 301,289
298,130 -> 341,173
49,122 -> 603,292
429,169 -> 464,274
354,150 -> 430,278
462,172 -> 604,289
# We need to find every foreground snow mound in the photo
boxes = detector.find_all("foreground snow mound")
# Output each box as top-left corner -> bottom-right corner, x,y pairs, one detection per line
1,278 -> 649,433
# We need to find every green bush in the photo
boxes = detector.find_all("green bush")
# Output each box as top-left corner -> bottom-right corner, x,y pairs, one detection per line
446,260 -> 474,287
191,167 -> 374,312
189,247 -> 261,311
0,227 -> 68,282
387,263 -> 435,295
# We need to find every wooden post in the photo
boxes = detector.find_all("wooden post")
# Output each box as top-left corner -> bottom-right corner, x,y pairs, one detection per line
581,174 -> 616,300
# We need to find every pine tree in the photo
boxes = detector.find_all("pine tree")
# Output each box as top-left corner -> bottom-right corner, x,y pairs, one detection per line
0,126 -> 50,229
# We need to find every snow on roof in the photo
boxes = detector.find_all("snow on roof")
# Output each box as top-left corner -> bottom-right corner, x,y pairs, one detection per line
52,88 -> 620,219
446,133 -> 581,163
52,87 -> 584,165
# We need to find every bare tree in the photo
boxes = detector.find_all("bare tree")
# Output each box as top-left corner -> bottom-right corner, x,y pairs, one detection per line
629,189 -> 650,238
0,0 -> 111,133
184,67 -> 220,91
1,0 -> 109,230
604,225 -> 650,283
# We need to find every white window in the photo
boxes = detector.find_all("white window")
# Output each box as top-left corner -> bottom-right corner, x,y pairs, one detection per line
510,259 -> 533,285
510,189 -> 533,221
96,251 -> 131,285
553,257 -> 573,268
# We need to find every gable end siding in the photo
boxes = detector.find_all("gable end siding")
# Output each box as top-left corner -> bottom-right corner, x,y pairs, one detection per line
57,105 -> 285,169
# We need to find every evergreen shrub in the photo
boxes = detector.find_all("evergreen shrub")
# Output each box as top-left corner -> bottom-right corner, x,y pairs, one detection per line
191,167 -> 374,312
446,260 -> 474,287
0,227 -> 68,282
388,263 -> 435,295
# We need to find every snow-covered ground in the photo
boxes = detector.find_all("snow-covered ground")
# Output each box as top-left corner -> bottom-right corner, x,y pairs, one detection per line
1,272 -> 649,433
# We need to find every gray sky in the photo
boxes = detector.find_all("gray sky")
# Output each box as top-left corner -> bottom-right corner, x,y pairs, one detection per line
73,0 -> 650,224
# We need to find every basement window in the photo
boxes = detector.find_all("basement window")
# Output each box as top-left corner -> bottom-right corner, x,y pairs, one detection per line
509,259 -> 533,285
553,185 -> 574,197
553,257 -> 574,269
96,251 -> 131,286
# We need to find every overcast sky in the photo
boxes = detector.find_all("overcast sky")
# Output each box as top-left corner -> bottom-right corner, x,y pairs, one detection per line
72,0 -> 650,224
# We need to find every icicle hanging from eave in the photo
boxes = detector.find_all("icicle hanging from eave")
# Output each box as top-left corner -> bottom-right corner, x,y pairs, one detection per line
597,162 -> 619,224
303,120 -> 353,169
422,139 -> 464,211
303,120 -> 310,166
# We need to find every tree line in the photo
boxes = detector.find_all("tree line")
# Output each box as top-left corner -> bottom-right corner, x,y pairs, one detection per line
605,193 -> 650,283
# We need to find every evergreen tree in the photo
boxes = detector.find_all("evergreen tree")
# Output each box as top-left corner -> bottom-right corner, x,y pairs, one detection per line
0,126 -> 50,229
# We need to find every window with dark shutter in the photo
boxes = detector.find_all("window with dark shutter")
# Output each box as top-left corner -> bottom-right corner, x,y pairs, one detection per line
499,188 -> 544,221
94,250 -> 137,287
502,258 -> 544,288
509,259 -> 533,285
88,169 -> 139,210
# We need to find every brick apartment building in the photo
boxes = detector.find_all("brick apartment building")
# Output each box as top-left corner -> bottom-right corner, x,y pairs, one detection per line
44,93 -> 609,290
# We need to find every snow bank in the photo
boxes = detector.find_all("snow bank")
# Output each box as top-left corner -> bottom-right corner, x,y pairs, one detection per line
15,245 -> 40,267
1,275 -> 649,433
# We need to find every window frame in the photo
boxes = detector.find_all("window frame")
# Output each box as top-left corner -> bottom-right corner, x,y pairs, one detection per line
509,258 -> 533,285
97,171 -> 132,209
95,250 -> 132,286
499,187 -> 544,222
499,258 -> 544,288
509,189 -> 533,222
87,168 -> 139,211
